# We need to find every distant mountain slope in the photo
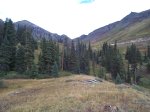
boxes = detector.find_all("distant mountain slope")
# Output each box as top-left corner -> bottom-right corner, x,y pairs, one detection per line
76,9 -> 150,44
15,20 -> 71,42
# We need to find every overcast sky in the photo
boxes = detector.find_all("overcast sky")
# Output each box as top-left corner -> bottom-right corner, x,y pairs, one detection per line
0,0 -> 150,38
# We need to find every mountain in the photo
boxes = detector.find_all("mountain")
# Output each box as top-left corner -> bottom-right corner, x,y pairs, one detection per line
15,20 -> 71,42
76,9 -> 150,44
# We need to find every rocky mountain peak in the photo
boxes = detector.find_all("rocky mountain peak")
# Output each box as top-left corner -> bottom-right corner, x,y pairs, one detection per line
15,20 -> 71,42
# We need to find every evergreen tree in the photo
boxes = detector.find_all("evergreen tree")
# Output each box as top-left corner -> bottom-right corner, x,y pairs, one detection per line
100,42 -> 125,80
75,39 -> 81,74
15,45 -> 26,73
126,63 -> 131,83
111,52 -> 124,79
39,38 -> 47,73
125,44 -> 142,83
92,52 -> 96,76
147,59 -> 150,73
98,67 -> 106,78
0,37 -> 10,73
56,43 -> 60,69
88,41 -> 92,60
24,31 -> 34,72
69,41 -> 77,73
0,20 -> 4,46
147,45 -> 150,59
63,47 -> 69,71
115,74 -> 122,84
3,19 -> 16,70
52,61 -> 59,77
45,41 -> 53,74
39,39 -> 59,74
84,50 -> 90,75
30,63 -> 38,78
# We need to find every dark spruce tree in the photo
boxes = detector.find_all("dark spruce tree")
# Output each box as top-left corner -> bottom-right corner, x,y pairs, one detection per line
147,45 -> 150,59
24,30 -> 34,73
39,38 -> 47,73
115,74 -> 122,84
0,37 -> 11,74
52,61 -> 59,77
30,63 -> 38,78
15,45 -> 26,73
125,44 -> 142,84
99,42 -> 125,80
39,39 -> 59,75
3,19 -> 16,71
45,41 -> 53,74
69,41 -> 77,73
0,20 -> 4,45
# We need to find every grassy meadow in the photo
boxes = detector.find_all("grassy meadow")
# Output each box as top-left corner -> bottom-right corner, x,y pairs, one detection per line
0,75 -> 150,112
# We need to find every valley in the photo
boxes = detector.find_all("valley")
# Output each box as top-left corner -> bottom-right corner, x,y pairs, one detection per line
0,8 -> 150,112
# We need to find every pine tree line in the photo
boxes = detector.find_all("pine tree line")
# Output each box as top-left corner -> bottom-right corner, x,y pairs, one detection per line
97,42 -> 125,82
0,18 -> 149,84
62,40 -> 90,74
0,19 -> 60,78
0,19 -> 37,77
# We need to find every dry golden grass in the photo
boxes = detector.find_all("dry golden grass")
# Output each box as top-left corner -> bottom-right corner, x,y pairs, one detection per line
0,75 -> 150,112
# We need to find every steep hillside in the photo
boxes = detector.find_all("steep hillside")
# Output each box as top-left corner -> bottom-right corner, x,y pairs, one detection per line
76,9 -> 150,45
15,20 -> 71,42
0,75 -> 150,112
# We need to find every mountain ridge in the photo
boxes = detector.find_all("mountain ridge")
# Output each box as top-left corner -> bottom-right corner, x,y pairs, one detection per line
75,9 -> 150,44
15,20 -> 71,42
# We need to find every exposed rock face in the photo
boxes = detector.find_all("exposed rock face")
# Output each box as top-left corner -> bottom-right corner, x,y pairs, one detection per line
15,20 -> 71,42
103,105 -> 119,112
75,9 -> 150,43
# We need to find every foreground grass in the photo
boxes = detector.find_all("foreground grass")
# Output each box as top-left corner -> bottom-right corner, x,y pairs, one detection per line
0,75 -> 150,112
